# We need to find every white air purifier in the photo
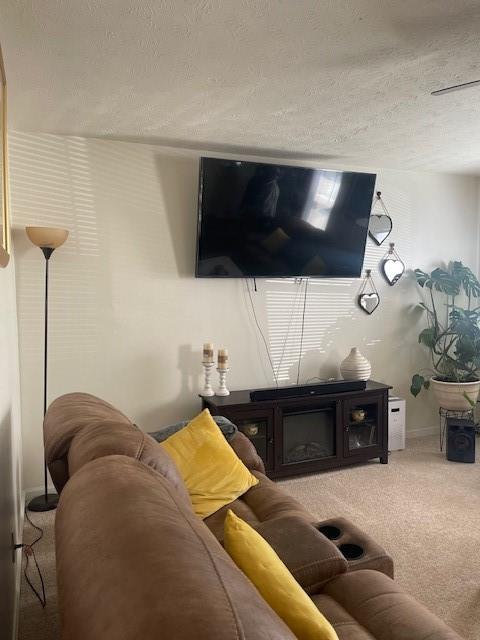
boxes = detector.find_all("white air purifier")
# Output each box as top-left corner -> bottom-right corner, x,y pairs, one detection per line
388,396 -> 406,451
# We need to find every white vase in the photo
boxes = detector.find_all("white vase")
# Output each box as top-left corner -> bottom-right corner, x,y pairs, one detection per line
430,378 -> 480,411
340,347 -> 371,381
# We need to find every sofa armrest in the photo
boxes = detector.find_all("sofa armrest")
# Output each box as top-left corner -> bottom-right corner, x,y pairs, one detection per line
317,516 -> 394,578
229,431 -> 265,474
254,515 -> 348,594
44,392 -> 133,493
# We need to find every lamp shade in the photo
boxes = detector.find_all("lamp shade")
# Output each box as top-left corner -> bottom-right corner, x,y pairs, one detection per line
26,227 -> 69,249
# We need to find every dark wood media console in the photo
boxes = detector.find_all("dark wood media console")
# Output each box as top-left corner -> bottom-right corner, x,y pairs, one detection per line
202,380 -> 391,478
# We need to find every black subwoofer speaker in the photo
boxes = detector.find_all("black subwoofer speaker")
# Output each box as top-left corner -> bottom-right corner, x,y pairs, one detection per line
446,418 -> 475,463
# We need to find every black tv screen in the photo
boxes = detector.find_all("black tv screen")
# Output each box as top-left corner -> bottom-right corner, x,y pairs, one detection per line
195,158 -> 376,278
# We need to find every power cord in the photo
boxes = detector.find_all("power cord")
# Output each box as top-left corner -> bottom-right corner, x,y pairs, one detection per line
246,278 -> 311,387
296,278 -> 309,384
274,278 -> 305,382
15,509 -> 47,608
246,279 -> 279,387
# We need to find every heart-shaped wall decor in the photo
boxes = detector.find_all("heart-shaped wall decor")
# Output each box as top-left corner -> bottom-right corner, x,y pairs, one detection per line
368,214 -> 393,246
358,292 -> 380,315
383,257 -> 405,286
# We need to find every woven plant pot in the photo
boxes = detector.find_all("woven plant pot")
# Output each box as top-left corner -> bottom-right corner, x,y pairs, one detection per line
430,378 -> 480,411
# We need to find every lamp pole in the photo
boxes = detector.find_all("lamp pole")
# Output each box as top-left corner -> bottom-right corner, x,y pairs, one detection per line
42,247 -> 53,418
26,227 -> 68,512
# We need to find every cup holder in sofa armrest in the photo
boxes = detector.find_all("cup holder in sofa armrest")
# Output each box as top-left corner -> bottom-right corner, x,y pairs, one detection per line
338,543 -> 364,560
254,516 -> 348,594
315,516 -> 394,579
317,520 -> 365,559
317,524 -> 342,541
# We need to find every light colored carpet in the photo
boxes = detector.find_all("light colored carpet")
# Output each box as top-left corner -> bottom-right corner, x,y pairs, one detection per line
18,435 -> 480,640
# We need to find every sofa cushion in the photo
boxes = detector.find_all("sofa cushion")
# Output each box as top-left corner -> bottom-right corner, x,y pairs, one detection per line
321,570 -> 462,640
160,409 -> 258,518
204,470 -> 312,542
310,595 -> 375,640
56,455 -> 296,640
224,510 -> 338,640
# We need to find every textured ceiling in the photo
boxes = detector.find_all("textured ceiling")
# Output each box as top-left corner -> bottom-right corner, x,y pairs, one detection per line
2,0 -> 480,173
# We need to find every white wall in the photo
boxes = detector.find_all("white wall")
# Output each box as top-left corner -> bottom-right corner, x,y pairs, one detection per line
9,131 -> 479,490
0,250 -> 22,640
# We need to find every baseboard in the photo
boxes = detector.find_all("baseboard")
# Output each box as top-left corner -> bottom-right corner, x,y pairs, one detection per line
12,490 -> 25,640
24,484 -> 56,503
407,425 -> 437,439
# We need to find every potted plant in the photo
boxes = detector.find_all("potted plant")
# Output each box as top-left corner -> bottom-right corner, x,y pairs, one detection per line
410,261 -> 480,410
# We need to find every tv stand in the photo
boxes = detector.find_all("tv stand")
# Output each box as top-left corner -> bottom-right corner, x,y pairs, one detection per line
202,380 -> 390,478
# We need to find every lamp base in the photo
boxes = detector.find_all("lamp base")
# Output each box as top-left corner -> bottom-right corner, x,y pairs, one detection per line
27,493 -> 59,512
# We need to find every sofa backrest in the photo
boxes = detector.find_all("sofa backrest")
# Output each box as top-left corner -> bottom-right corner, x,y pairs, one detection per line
230,430 -> 265,474
67,420 -> 190,502
56,455 -> 296,640
44,392 -> 265,493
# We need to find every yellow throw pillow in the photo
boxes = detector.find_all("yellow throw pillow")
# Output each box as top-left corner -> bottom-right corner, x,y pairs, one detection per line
224,510 -> 338,640
160,409 -> 258,519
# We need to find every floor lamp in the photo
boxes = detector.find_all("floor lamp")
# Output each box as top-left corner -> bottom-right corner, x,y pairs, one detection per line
26,226 -> 69,512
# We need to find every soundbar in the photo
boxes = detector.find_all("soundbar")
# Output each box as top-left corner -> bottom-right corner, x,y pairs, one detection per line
250,380 -> 366,402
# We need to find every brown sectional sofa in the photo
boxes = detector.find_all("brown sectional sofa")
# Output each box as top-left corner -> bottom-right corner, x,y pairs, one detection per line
45,393 -> 462,640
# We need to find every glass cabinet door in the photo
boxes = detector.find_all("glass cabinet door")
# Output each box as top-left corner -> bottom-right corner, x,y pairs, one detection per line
236,417 -> 268,461
344,396 -> 382,455
232,410 -> 274,471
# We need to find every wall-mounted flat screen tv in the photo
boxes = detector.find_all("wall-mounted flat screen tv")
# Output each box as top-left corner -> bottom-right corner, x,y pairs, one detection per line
195,157 -> 376,278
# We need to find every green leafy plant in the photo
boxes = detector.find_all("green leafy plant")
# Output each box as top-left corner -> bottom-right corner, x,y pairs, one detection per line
410,261 -> 480,400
